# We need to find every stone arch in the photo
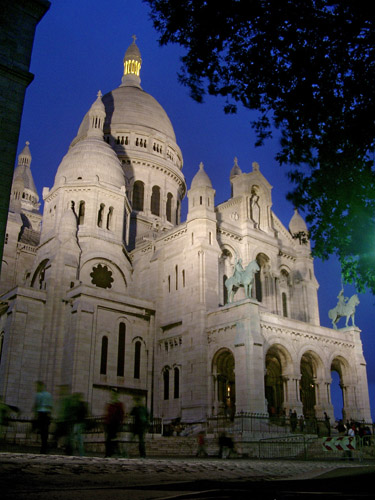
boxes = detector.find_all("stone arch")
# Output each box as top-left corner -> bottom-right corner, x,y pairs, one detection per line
299,349 -> 325,418
132,180 -> 144,211
212,348 -> 235,417
330,355 -> 353,421
162,365 -> 172,401
264,343 -> 293,416
218,245 -> 237,305
279,267 -> 292,317
80,256 -> 128,292
30,259 -> 49,289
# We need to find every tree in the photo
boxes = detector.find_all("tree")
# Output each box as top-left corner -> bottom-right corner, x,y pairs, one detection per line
145,0 -> 375,293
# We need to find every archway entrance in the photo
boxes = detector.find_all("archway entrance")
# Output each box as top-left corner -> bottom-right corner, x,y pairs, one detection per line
264,349 -> 284,417
330,357 -> 348,421
213,349 -> 235,417
300,353 -> 317,418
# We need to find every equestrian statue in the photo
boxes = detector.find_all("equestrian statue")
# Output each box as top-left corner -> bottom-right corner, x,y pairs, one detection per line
225,257 -> 260,303
328,288 -> 360,329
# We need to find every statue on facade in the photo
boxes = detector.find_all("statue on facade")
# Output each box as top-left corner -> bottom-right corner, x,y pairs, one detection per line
328,289 -> 360,329
225,258 -> 260,303
250,186 -> 260,228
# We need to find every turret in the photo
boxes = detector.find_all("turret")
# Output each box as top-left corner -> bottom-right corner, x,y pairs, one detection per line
187,162 -> 216,221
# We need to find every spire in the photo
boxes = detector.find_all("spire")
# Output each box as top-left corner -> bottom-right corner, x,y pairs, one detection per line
10,141 -> 40,213
17,141 -> 32,167
121,35 -> 142,88
87,91 -> 106,138
230,156 -> 242,178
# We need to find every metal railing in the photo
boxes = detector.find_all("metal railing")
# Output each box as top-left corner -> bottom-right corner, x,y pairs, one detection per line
206,413 -> 328,436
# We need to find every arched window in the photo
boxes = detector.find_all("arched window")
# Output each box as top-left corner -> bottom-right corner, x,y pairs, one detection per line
255,271 -> 262,302
151,185 -> 160,216
223,274 -> 228,305
176,200 -> 180,224
100,336 -> 108,375
282,292 -> 288,317
166,193 -> 173,222
97,203 -> 105,227
106,206 -> 114,230
117,322 -> 126,377
133,181 -> 144,211
134,341 -> 141,379
163,369 -> 169,400
78,201 -> 85,225
174,367 -> 180,399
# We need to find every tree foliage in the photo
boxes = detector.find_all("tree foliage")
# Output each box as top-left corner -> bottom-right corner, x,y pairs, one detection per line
145,0 -> 375,293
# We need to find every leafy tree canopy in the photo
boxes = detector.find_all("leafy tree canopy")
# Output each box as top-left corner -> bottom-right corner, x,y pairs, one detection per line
145,0 -> 375,293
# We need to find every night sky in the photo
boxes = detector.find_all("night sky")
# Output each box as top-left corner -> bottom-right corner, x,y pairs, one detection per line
16,0 -> 375,419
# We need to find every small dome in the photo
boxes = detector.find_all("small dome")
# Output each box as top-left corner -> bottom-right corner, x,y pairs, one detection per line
230,157 -> 242,178
289,208 -> 308,235
54,136 -> 125,188
191,162 -> 212,189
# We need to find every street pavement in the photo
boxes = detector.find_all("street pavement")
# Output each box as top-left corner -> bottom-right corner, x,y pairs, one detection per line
1,452 -> 374,499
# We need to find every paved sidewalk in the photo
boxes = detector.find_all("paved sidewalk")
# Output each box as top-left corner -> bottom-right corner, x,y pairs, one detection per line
1,452 -> 374,499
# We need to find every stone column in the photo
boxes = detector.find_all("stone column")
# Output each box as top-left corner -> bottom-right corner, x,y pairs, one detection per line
282,374 -> 303,415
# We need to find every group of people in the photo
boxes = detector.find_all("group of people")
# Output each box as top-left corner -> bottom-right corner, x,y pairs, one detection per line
32,382 -> 150,457
335,418 -> 373,444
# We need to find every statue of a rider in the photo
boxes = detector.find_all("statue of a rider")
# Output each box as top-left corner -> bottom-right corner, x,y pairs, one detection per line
336,288 -> 348,316
233,257 -> 244,284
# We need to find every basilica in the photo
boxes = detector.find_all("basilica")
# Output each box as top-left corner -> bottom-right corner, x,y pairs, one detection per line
0,39 -> 371,424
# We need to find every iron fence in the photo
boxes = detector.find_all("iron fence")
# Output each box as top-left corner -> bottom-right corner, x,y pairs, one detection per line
206,413 -> 329,436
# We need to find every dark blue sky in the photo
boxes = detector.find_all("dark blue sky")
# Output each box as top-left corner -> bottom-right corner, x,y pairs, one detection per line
17,0 -> 374,419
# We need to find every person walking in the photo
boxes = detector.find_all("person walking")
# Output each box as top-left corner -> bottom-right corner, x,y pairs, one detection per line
104,389 -> 124,457
130,397 -> 149,458
34,381 -> 53,454
71,392 -> 88,456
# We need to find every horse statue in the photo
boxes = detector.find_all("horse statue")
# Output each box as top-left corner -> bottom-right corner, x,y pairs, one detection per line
225,259 -> 260,303
328,293 -> 360,329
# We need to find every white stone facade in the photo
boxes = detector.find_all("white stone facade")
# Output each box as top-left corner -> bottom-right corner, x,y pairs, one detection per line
0,39 -> 371,423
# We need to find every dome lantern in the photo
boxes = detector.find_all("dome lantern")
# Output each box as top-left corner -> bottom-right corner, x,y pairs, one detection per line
121,35 -> 142,88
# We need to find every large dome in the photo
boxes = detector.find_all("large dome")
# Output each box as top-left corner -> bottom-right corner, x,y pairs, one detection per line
102,85 -> 176,141
72,38 -> 177,146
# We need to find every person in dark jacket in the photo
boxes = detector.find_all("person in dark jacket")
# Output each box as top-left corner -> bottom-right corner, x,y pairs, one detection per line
104,389 -> 124,457
130,397 -> 149,458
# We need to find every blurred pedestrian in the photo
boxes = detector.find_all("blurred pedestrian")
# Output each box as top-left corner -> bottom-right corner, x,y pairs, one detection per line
130,397 -> 149,458
104,389 -> 124,457
324,412 -> 331,436
218,432 -> 235,458
290,410 -> 297,432
196,431 -> 208,457
33,381 -> 53,454
71,392 -> 88,456
54,385 -> 73,453
0,397 -> 12,442
299,415 -> 305,433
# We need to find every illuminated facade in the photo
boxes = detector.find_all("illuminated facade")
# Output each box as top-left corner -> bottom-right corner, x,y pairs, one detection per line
0,39 -> 371,424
